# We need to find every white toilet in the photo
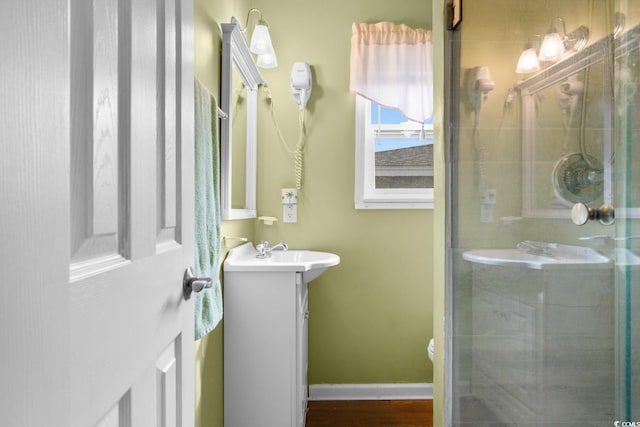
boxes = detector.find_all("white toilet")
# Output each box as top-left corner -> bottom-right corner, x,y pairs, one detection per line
427,338 -> 434,363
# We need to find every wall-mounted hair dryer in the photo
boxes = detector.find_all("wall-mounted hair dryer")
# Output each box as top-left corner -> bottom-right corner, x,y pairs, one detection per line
291,62 -> 312,109
467,66 -> 495,112
556,74 -> 583,125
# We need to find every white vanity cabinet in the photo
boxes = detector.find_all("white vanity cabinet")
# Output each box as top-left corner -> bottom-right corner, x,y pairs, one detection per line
223,270 -> 310,427
222,242 -> 340,427
469,261 -> 613,424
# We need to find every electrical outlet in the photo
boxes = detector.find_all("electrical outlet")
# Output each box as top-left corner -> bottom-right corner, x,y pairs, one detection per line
481,189 -> 497,205
283,204 -> 297,223
481,204 -> 494,223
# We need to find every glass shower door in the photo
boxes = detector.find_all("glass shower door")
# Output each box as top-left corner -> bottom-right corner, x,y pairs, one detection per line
614,0 -> 640,420
447,0 -> 639,425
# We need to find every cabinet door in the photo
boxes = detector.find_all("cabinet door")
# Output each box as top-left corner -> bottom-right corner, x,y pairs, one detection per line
472,283 -> 537,422
224,272 -> 298,426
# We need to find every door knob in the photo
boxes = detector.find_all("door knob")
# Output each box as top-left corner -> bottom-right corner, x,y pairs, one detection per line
571,203 -> 615,226
183,267 -> 212,300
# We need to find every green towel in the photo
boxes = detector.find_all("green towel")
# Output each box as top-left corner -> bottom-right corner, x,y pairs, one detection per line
193,80 -> 223,340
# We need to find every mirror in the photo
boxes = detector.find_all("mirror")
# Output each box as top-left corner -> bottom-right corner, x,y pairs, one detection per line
220,18 -> 266,220
517,24 -> 640,218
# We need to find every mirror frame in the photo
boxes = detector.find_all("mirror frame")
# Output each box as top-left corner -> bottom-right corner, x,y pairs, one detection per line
516,32 -> 616,218
517,23 -> 640,219
220,18 -> 266,220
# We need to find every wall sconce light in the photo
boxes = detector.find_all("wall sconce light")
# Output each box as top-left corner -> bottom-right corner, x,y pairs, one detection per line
539,18 -> 566,61
516,37 -> 541,74
243,8 -> 278,69
538,17 -> 589,62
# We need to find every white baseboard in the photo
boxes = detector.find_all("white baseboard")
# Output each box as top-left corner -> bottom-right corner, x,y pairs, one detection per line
308,383 -> 433,401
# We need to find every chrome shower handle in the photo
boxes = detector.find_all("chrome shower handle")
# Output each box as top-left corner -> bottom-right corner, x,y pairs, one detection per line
571,202 -> 615,226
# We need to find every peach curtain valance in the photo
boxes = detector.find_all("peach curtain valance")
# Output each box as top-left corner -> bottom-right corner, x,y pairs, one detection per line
349,22 -> 433,123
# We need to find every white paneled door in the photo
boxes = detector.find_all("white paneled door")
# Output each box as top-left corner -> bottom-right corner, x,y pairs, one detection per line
0,0 -> 195,426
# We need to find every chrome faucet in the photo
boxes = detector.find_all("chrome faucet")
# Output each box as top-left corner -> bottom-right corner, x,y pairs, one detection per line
516,240 -> 554,257
255,241 -> 288,258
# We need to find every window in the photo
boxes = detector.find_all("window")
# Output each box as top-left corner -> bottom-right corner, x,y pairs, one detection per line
355,95 -> 434,209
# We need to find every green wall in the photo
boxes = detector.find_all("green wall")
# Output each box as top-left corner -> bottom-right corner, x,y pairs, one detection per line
193,2 -> 251,427
194,0 -> 433,426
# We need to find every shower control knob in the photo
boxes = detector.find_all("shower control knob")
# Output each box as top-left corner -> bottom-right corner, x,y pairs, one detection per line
571,203 -> 615,226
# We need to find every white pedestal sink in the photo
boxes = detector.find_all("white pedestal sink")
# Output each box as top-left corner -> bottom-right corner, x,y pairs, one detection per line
462,242 -> 613,423
223,242 -> 339,427
462,242 -> 611,270
224,241 -> 340,281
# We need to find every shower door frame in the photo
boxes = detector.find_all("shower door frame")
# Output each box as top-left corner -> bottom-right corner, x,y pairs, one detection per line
442,4 -> 458,425
614,2 -> 640,420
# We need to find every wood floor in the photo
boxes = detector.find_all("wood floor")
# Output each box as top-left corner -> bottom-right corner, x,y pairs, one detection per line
306,400 -> 433,427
